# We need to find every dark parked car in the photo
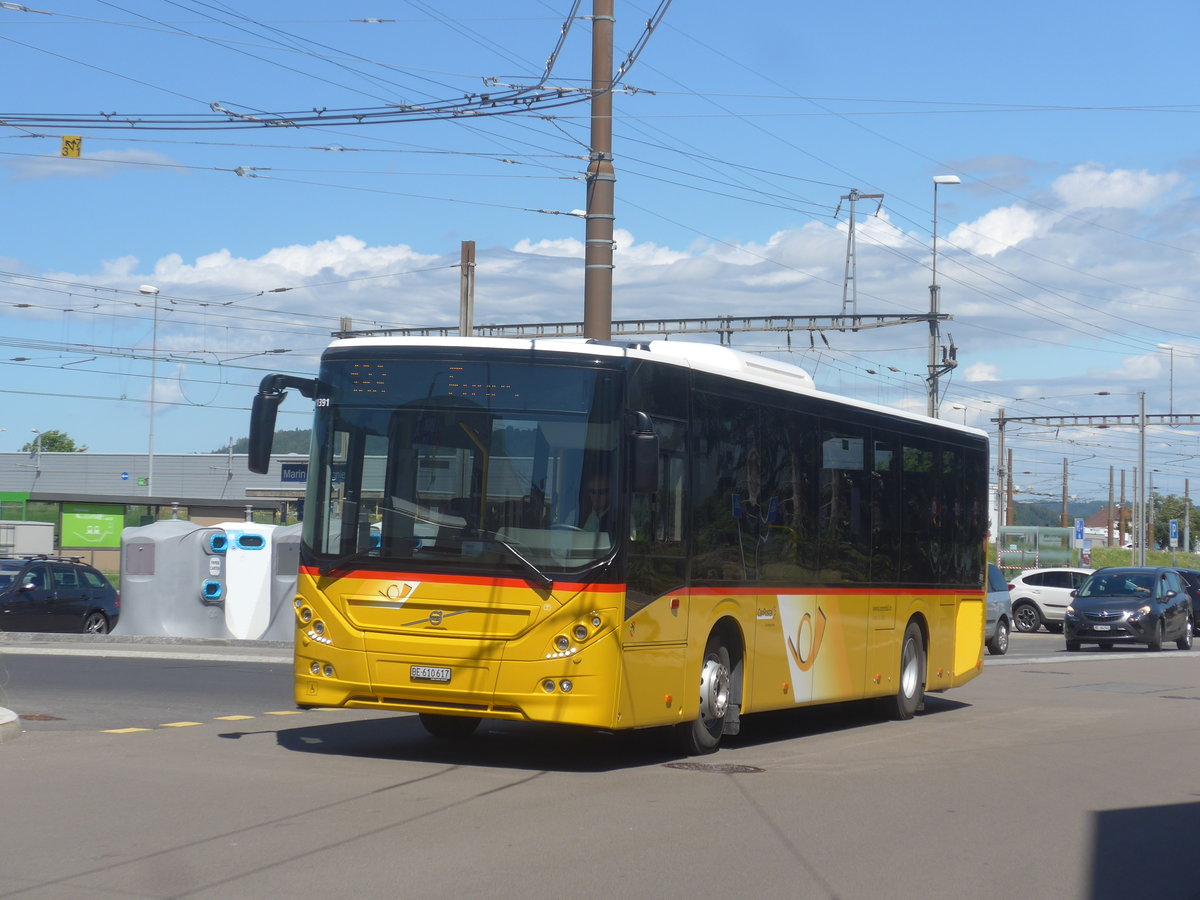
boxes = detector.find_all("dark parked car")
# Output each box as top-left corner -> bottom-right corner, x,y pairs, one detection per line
1064,567 -> 1193,652
0,556 -> 119,634
1175,569 -> 1200,635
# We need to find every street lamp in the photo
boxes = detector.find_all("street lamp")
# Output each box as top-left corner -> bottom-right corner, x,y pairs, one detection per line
1156,343 -> 1174,420
139,284 -> 160,497
927,174 -> 961,417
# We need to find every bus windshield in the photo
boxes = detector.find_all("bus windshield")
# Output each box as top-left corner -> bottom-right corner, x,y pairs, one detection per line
303,354 -> 624,579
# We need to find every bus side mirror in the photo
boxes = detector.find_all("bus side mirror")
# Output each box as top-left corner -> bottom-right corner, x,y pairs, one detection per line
249,374 -> 319,475
248,391 -> 284,474
629,411 -> 659,494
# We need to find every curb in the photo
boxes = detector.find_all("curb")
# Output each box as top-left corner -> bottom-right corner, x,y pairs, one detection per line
0,707 -> 20,743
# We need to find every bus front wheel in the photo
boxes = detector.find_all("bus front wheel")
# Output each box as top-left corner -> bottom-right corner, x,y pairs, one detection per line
887,621 -> 926,720
676,633 -> 732,755
418,713 -> 481,740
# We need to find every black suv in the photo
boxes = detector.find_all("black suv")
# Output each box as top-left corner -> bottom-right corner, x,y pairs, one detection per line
1177,569 -> 1200,635
0,556 -> 120,634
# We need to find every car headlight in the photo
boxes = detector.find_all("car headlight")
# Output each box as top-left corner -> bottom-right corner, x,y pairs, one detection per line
1065,605 -> 1076,617
1128,605 -> 1152,621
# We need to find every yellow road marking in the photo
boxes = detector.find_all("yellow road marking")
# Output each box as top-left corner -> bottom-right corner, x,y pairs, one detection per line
101,710 -> 307,733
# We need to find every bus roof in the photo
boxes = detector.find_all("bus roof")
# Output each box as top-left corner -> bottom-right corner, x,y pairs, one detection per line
325,335 -> 986,438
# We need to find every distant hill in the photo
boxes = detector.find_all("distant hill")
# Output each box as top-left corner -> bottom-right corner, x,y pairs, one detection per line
216,428 -> 311,455
1013,500 -> 1105,526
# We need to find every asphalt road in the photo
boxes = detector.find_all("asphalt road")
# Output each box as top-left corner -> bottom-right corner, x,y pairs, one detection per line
1,631 -> 1197,900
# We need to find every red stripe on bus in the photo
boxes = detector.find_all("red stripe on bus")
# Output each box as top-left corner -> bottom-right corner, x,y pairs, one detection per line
298,565 -> 626,593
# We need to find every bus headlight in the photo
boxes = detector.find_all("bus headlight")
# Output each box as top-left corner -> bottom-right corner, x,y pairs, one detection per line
560,679 -> 574,693
572,624 -> 589,641
554,635 -> 570,652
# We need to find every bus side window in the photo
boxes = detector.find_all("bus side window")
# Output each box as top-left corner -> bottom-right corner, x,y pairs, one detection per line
871,433 -> 901,583
629,418 -> 685,550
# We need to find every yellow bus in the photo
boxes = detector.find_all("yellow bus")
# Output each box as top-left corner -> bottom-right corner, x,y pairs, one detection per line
249,337 -> 989,754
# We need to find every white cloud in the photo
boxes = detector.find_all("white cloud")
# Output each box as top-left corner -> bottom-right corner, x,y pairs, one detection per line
964,362 -> 1001,383
148,236 -> 438,287
948,205 -> 1046,257
1052,163 -> 1182,210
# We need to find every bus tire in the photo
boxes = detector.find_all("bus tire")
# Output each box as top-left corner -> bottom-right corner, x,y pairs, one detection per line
676,632 -> 732,755
418,713 -> 481,740
888,621 -> 926,721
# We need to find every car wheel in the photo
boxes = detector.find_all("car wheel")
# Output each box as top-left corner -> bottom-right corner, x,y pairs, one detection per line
1177,618 -> 1193,651
1013,602 -> 1042,634
83,611 -> 110,634
1148,620 -> 1164,652
1065,640 -> 1081,652
418,713 -> 481,739
987,618 -> 1010,656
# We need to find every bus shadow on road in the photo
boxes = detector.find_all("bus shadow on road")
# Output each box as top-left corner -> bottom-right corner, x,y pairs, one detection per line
272,694 -> 971,771
273,714 -> 682,772
719,694 -> 970,751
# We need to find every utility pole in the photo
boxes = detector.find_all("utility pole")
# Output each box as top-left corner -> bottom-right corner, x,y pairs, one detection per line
1060,457 -> 1069,527
927,175 -> 960,417
837,190 -> 884,317
458,240 -> 476,336
583,0 -> 615,340
1186,478 -> 1192,554
1107,466 -> 1114,548
1006,448 -> 1014,526
994,407 -> 1006,533
1119,469 -> 1127,549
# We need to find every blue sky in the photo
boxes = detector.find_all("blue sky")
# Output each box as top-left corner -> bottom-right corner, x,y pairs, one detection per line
2,0 -> 1199,505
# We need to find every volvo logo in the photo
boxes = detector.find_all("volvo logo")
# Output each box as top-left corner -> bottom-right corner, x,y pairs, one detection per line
428,610 -> 444,625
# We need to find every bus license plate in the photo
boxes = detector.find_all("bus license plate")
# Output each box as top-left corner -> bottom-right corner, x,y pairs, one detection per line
411,665 -> 452,683
1092,625 -> 1112,631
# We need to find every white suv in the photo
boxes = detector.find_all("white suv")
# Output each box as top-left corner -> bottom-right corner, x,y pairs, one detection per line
1007,567 -> 1093,633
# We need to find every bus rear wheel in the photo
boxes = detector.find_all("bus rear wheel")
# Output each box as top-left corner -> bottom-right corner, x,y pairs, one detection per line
418,713 -> 481,740
887,621 -> 926,720
676,633 -> 732,755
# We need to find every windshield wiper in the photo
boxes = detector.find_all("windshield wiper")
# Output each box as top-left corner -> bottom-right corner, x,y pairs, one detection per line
481,533 -> 554,591
319,550 -> 382,576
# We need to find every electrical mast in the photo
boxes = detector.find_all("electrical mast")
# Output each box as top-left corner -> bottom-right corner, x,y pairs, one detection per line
583,0 -> 616,340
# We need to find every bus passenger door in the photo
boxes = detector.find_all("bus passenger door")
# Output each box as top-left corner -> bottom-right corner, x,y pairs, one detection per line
620,417 -> 689,728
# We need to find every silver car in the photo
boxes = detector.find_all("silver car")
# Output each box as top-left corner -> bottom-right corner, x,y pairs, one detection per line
985,563 -> 1012,655
1007,567 -> 1093,634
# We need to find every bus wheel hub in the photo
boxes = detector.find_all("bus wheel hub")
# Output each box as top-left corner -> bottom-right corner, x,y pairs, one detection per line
700,657 -> 730,721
